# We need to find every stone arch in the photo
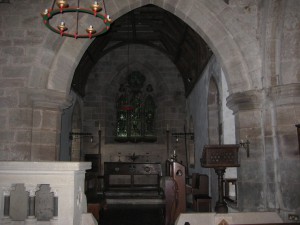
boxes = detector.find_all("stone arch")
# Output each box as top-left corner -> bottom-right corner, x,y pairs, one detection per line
35,0 -> 261,99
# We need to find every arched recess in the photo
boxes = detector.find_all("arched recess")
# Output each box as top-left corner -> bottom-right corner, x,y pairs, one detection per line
207,75 -> 222,211
207,77 -> 221,145
33,0 -> 261,97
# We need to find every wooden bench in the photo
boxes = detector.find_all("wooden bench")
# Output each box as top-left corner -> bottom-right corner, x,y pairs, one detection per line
103,162 -> 179,225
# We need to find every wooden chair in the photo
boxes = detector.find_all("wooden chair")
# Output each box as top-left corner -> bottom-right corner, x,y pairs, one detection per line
186,173 -> 211,212
84,154 -> 102,221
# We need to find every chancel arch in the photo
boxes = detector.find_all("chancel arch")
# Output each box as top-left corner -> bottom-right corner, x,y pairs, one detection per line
28,1 -> 260,166
27,1 -> 260,163
35,0 -> 259,97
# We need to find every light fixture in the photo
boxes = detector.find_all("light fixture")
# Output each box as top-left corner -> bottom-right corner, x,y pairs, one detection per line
240,138 -> 250,157
69,132 -> 93,143
41,0 -> 112,39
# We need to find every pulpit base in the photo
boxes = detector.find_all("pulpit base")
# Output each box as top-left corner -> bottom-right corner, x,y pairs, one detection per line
215,201 -> 228,213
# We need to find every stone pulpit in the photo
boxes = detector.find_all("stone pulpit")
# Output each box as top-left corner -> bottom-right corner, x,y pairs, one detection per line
201,145 -> 240,213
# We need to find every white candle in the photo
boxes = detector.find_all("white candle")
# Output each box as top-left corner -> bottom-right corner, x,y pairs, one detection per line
98,122 -> 101,131
166,124 -> 169,131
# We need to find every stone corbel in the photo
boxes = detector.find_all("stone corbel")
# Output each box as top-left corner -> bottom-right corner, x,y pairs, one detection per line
269,83 -> 300,106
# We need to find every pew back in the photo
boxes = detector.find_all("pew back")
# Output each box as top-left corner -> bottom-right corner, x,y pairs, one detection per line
104,162 -> 162,193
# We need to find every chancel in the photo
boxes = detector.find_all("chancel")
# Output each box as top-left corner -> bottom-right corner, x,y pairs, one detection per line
0,1 -> 300,225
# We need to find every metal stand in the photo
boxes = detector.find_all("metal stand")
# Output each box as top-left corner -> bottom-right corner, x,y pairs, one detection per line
172,125 -> 194,175
201,145 -> 240,214
166,129 -> 170,160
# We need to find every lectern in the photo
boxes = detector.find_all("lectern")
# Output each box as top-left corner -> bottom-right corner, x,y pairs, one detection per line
201,145 -> 240,213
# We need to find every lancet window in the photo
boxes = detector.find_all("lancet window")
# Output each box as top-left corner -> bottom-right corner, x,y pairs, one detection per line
116,71 -> 156,142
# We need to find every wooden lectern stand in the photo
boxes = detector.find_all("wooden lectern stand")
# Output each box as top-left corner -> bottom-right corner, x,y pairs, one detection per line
201,145 -> 240,213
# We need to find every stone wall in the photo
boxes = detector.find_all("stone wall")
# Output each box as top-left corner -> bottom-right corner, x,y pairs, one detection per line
0,0 -> 299,221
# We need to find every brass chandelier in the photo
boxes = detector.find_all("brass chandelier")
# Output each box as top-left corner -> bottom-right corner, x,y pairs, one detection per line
41,0 -> 112,39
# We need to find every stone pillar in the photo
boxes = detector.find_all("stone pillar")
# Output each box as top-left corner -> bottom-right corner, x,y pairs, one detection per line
267,84 -> 300,218
1,185 -> 15,225
27,89 -> 73,161
227,85 -> 300,215
25,185 -> 39,225
227,90 -> 266,211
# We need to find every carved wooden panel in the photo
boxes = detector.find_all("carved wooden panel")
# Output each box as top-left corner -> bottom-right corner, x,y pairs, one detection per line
201,145 -> 240,168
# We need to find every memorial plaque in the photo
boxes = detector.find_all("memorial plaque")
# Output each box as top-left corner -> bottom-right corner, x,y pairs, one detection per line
10,184 -> 28,220
35,184 -> 54,221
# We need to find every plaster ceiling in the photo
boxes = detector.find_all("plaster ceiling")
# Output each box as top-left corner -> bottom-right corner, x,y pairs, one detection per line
72,4 -> 212,97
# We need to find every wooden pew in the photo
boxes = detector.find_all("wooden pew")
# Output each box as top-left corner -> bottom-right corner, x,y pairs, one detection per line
163,177 -> 178,225
166,160 -> 186,221
104,162 -> 163,193
186,173 -> 211,212
103,162 -> 180,225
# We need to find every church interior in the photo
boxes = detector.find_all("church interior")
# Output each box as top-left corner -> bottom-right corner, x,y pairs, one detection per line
0,0 -> 300,225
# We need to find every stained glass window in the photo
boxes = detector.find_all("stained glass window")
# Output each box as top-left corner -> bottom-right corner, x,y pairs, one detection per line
116,71 -> 156,142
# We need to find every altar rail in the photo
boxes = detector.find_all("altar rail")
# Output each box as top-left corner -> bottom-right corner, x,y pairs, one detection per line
0,161 -> 93,225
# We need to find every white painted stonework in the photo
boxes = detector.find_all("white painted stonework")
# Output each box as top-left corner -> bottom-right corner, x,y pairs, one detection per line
175,212 -> 283,225
0,162 -> 93,225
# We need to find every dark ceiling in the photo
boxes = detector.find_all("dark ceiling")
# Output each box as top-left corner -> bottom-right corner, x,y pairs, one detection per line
72,4 -> 212,97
